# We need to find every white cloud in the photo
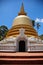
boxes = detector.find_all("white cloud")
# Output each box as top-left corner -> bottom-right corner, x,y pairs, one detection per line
41,19 -> 43,22
35,18 -> 43,23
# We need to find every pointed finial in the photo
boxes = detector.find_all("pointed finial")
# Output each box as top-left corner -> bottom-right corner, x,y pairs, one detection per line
18,2 -> 27,15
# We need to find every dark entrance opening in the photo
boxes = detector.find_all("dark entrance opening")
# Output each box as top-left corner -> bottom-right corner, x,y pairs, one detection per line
19,40 -> 25,52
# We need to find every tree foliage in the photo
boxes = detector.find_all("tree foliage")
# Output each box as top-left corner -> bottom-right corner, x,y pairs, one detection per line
0,25 -> 8,41
32,20 -> 35,27
36,23 -> 40,30
39,35 -> 43,40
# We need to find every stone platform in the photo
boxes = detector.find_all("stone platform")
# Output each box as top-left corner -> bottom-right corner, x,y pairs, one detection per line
0,52 -> 43,65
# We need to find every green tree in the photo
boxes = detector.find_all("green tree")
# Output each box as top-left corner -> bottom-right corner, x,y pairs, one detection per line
32,20 -> 35,27
36,23 -> 40,32
0,25 -> 8,41
32,20 -> 40,35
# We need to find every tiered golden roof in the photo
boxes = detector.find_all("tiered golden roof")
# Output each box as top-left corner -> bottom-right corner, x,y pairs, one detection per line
6,3 -> 38,38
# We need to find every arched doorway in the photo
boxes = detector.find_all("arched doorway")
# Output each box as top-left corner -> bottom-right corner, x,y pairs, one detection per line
19,40 -> 25,52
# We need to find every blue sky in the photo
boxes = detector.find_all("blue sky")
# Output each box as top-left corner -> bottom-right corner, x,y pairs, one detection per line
0,0 -> 43,35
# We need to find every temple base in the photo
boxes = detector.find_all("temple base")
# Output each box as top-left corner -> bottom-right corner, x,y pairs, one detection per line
0,52 -> 43,65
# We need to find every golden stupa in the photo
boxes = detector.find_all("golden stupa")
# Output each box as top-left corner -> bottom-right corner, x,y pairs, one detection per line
6,3 -> 38,38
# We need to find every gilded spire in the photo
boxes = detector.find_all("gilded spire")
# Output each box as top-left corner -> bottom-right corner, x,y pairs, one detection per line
18,3 -> 27,15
